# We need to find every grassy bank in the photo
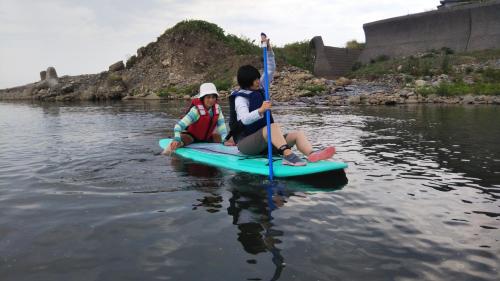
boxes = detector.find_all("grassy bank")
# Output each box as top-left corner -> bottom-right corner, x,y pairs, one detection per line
274,41 -> 314,71
165,20 -> 261,55
350,48 -> 500,96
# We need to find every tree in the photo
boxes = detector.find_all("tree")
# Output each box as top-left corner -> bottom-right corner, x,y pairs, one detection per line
346,40 -> 366,50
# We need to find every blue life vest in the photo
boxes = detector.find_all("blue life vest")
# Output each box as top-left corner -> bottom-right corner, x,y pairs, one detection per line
228,89 -> 274,143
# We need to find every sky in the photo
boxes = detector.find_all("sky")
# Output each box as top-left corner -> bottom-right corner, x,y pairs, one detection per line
0,0 -> 439,89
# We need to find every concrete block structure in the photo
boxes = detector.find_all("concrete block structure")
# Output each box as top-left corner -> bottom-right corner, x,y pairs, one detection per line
358,0 -> 500,63
310,36 -> 362,79
310,0 -> 500,77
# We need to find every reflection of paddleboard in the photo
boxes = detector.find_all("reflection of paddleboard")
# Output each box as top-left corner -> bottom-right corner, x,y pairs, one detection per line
159,138 -> 347,178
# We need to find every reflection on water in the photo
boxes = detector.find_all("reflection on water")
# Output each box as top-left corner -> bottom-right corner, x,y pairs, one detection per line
0,101 -> 499,281
228,180 -> 286,281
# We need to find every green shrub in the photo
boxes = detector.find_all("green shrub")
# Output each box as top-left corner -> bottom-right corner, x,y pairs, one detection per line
422,53 -> 436,59
107,73 -> 122,83
370,55 -> 390,64
401,56 -> 432,76
454,49 -> 500,63
483,68 -> 500,83
349,47 -> 500,82
404,75 -> 415,83
213,79 -> 232,91
473,82 -> 500,95
165,20 -> 226,41
351,61 -> 363,71
346,40 -> 366,49
441,55 -> 451,74
274,41 -> 313,71
441,47 -> 454,55
348,60 -> 392,79
157,84 -> 198,97
416,86 -> 435,97
126,55 -> 137,69
165,20 -> 260,56
421,82 -> 500,96
298,84 -> 326,95
226,34 -> 260,55
157,88 -> 171,97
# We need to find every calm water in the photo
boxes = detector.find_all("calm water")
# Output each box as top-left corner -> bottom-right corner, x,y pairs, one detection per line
0,101 -> 499,281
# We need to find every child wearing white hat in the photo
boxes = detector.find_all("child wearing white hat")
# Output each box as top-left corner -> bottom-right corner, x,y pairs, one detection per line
163,83 -> 234,154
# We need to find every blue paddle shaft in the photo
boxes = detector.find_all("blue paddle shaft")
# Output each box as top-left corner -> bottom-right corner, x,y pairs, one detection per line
262,45 -> 274,181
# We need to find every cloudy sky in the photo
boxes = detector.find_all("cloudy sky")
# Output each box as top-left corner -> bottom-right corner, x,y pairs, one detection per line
0,0 -> 439,88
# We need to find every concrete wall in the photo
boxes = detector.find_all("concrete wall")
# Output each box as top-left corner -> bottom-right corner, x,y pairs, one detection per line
311,36 -> 362,79
359,0 -> 500,63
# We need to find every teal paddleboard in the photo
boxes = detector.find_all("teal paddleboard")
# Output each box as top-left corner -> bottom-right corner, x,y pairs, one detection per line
159,138 -> 347,178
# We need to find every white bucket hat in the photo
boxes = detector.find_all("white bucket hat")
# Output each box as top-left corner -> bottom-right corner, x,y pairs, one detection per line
198,83 -> 219,98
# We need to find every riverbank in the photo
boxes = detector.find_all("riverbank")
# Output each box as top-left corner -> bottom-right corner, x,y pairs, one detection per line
1,21 -> 499,105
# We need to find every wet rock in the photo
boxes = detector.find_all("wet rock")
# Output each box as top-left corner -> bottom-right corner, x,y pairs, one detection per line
55,94 -> 76,102
397,89 -> 411,98
347,96 -> 361,105
406,96 -> 418,104
462,95 -> 475,104
484,95 -> 494,104
80,86 -> 97,100
427,94 -> 438,103
445,97 -> 460,104
327,95 -> 343,106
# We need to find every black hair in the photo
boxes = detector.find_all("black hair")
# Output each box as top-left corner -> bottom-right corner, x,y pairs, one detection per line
200,94 -> 218,102
237,65 -> 261,89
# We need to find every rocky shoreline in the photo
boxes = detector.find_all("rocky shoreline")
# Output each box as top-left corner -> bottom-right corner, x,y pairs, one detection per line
2,19 -> 499,106
2,64 -> 499,106
2,20 -> 499,105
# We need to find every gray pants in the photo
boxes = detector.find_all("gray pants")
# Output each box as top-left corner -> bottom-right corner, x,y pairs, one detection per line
237,129 -> 287,155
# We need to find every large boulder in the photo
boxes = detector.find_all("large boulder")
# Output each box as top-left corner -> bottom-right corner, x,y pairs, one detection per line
336,77 -> 351,87
137,47 -> 146,58
109,61 -> 125,72
347,96 -> 361,105
415,80 -> 426,87
462,95 -> 475,104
